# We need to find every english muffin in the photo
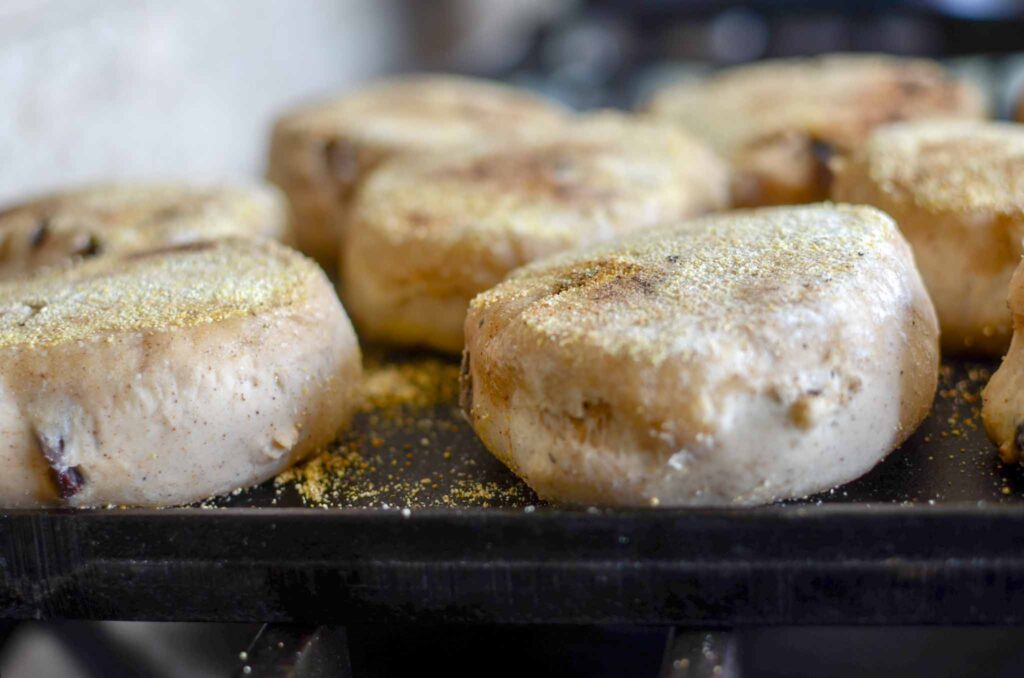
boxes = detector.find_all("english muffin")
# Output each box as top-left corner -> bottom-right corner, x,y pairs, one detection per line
342,112 -> 730,353
832,120 -> 1024,355
647,54 -> 985,207
461,204 -> 938,506
0,238 -> 361,507
268,74 -> 567,266
984,259 -> 1024,462
0,183 -> 290,280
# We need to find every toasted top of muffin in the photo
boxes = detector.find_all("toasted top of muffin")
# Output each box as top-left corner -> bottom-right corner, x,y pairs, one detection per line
841,120 -> 1024,216
0,183 -> 289,279
0,238 -> 320,349
647,54 -> 985,156
470,204 -> 909,363
350,111 -> 728,249
272,74 -> 568,154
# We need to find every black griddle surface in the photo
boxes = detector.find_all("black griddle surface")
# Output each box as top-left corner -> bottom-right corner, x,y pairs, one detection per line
215,355 -> 1024,509
4,355 -> 1024,625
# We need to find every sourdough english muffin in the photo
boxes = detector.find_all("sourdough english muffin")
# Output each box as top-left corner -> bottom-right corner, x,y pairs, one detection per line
342,112 -> 730,353
268,74 -> 567,266
0,183 -> 290,280
461,205 -> 938,506
833,120 -> 1024,355
0,238 -> 361,507
647,54 -> 985,207
983,260 -> 1024,463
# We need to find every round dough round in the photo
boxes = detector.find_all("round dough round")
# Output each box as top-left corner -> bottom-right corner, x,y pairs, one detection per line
0,238 -> 361,507
341,111 -> 730,353
647,54 -> 985,207
461,204 -> 938,507
268,75 -> 567,266
0,183 -> 290,280
832,120 -> 1024,355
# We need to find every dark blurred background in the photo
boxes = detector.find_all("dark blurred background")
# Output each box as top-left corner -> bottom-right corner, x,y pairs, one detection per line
2,1 -> 1024,676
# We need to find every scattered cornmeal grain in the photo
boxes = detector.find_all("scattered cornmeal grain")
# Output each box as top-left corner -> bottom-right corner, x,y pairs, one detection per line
270,357 -> 1001,509
360,355 -> 461,410
275,446 -> 371,505
935,363 -> 988,439
273,350 -> 537,509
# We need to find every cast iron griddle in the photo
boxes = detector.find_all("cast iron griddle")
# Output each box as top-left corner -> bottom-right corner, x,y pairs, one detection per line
215,353 -> 1024,509
2,353 -> 1024,625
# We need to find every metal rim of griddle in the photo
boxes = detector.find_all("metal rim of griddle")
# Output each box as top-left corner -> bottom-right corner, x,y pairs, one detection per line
3,502 -> 1024,625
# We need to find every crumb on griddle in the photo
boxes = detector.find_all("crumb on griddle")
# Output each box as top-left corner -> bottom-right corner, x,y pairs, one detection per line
359,355 -> 461,410
273,352 -> 535,509
936,363 -> 988,439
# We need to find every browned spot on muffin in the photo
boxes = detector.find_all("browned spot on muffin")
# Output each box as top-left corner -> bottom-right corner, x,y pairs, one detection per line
406,211 -> 432,228
589,271 -> 660,301
896,78 -> 927,96
125,240 -> 216,260
352,84 -> 560,130
145,203 -> 205,224
550,259 -> 662,302
869,72 -> 970,130
437,144 -> 617,204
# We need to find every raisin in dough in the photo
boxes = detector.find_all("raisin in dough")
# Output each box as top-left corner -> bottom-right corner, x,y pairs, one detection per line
342,112 -> 729,353
833,121 -> 1024,355
0,183 -> 290,280
647,54 -> 984,207
0,238 -> 360,507
268,75 -> 567,266
461,204 -> 938,506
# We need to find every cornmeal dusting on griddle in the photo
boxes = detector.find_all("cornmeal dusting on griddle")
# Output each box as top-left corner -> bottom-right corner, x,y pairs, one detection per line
0,238 -> 310,348
862,121 -> 1024,215
359,355 -> 461,410
274,446 -> 372,505
275,353 -> 535,508
936,364 -> 988,439
472,204 -> 896,362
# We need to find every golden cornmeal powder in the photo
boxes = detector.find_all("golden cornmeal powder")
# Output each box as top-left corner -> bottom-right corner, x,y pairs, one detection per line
358,355 -> 461,410
0,238 -> 310,348
863,121 -> 1024,216
936,363 -> 988,439
274,351 -> 535,509
469,204 -> 896,366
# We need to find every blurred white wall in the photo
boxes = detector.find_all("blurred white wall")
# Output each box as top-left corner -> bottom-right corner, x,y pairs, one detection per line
0,0 -> 405,202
